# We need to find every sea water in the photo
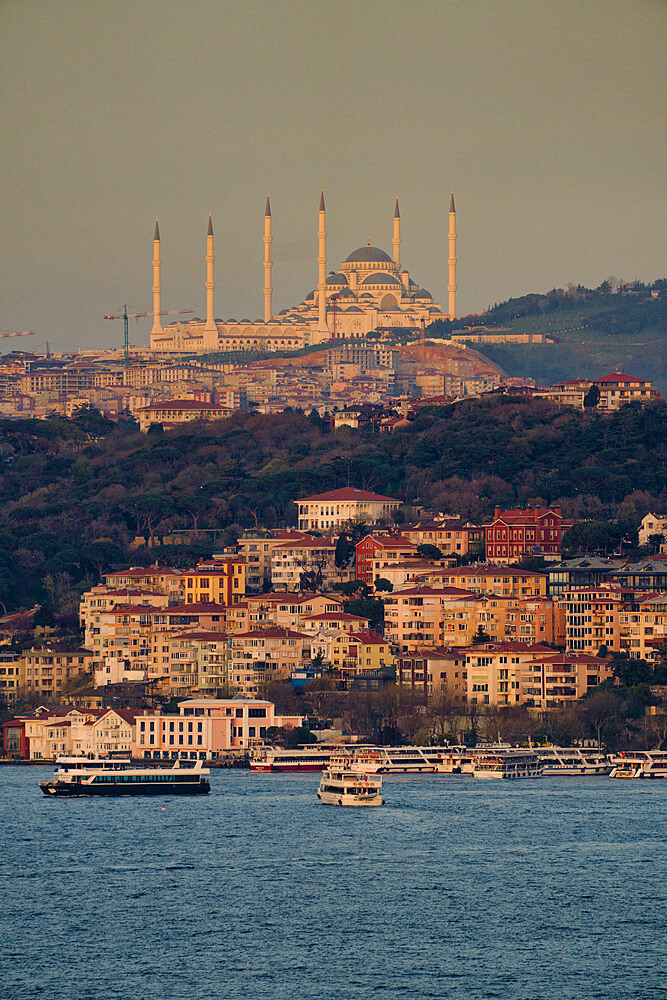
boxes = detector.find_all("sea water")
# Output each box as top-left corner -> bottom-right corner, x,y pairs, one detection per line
0,767 -> 664,1000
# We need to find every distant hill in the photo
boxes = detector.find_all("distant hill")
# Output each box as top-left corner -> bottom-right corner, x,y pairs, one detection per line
428,279 -> 667,391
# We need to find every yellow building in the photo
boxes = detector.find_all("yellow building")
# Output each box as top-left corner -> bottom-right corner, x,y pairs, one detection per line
150,192 -> 457,354
19,646 -> 93,701
330,630 -> 394,685
181,558 -> 246,606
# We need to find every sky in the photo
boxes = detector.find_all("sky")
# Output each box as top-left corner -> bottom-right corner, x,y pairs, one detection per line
1,0 -> 665,353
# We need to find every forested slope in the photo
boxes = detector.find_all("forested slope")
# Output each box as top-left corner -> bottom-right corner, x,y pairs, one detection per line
0,397 -> 665,611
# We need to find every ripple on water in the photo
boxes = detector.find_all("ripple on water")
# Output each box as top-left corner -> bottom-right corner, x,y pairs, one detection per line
0,769 -> 665,1000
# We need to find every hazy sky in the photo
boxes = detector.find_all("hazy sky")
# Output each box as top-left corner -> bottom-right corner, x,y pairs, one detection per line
1,0 -> 665,353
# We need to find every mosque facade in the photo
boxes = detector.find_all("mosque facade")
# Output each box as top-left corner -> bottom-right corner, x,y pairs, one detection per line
150,192 -> 457,354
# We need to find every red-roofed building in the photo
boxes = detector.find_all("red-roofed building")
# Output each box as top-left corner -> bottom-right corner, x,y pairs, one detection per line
591,371 -> 660,410
296,486 -> 400,531
355,533 -> 417,585
484,507 -> 563,564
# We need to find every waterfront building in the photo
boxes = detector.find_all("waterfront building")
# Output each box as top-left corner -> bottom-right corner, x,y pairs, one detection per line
149,192 -> 457,355
484,507 -> 563,564
133,696 -> 303,759
296,486 -> 401,532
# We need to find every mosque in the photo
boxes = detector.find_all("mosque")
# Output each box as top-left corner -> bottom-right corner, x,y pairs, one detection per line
150,192 -> 457,354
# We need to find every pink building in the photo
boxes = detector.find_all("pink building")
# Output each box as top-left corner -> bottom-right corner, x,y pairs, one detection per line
133,696 -> 303,761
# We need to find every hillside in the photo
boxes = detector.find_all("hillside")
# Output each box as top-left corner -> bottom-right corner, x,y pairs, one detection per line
429,281 -> 667,391
0,398 -> 665,612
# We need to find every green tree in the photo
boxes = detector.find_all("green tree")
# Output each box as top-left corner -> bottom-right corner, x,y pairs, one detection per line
416,543 -> 443,561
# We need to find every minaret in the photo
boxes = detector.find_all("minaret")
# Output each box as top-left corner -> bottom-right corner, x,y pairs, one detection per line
151,218 -> 163,339
448,190 -> 457,320
317,189 -> 328,334
204,213 -> 216,335
264,194 -> 273,323
393,195 -> 401,270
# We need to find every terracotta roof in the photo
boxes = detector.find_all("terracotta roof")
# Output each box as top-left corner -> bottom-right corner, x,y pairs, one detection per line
232,627 -> 311,640
594,371 -> 648,383
348,630 -> 388,645
390,586 -> 478,599
301,612 -> 369,622
298,487 -> 399,503
139,399 -> 228,412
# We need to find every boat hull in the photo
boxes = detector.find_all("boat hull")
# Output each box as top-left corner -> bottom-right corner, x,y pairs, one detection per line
249,763 -> 325,773
39,780 -> 210,796
317,790 -> 383,806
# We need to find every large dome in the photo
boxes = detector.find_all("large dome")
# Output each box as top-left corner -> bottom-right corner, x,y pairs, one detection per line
361,272 -> 401,286
344,245 -> 393,264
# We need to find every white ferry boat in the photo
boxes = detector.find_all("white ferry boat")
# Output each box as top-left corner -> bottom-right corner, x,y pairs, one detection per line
609,750 -> 667,779
472,748 -> 544,780
536,746 -> 612,776
39,756 -> 210,796
248,745 -> 339,772
317,757 -> 384,807
349,746 -> 473,775
249,743 -> 472,774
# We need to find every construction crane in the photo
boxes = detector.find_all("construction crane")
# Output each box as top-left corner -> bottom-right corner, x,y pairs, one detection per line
103,306 -> 193,366
0,330 -> 35,340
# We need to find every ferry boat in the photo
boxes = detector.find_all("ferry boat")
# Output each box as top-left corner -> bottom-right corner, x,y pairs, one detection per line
248,745 -> 338,772
609,750 -> 667,779
249,743 -> 473,775
348,746 -> 473,775
536,746 -> 612,776
317,756 -> 384,807
472,747 -> 543,780
38,756 -> 211,796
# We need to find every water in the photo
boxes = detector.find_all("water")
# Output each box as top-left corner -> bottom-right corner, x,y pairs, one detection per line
0,767 -> 665,1000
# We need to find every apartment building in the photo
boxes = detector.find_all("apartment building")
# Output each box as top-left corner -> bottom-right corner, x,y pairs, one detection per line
329,630 -> 394,685
181,558 -> 246,605
384,586 -> 480,651
560,585 -> 628,654
228,628 -> 312,695
619,593 -> 667,662
402,518 -> 484,557
465,643 -> 555,706
522,652 -> 613,710
168,630 -> 229,697
244,592 -> 343,629
271,538 -> 339,591
424,564 -> 548,599
236,530 -> 313,590
0,652 -> 20,706
19,646 -> 93,701
103,567 -> 185,601
355,534 -> 417,585
397,647 -> 468,701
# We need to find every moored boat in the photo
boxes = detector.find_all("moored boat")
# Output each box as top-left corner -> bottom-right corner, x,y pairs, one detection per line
472,747 -> 543,779
536,746 -> 612,776
609,750 -> 667,779
39,755 -> 210,796
317,756 -> 384,806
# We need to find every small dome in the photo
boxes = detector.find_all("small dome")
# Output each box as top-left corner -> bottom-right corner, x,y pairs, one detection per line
345,306 -> 363,313
326,272 -> 348,285
337,288 -> 355,298
278,308 -> 289,315
359,293 -> 374,300
362,272 -> 401,286
240,318 -> 252,323
254,319 -> 264,324
305,291 -> 315,301
227,318 -> 238,323
344,246 -> 393,264
413,289 -> 432,299
409,278 -> 417,287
